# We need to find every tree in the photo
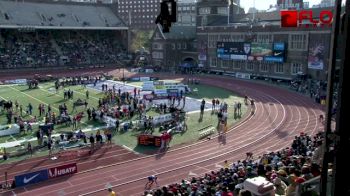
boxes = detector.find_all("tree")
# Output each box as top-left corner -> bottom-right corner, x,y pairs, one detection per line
130,30 -> 153,53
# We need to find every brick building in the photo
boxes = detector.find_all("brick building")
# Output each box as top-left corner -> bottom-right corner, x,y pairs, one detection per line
151,25 -> 197,71
117,0 -> 161,30
150,0 -> 334,81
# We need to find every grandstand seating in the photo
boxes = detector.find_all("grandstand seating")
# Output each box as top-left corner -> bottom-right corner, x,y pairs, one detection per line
0,1 -> 124,28
0,30 -> 128,69
0,0 -> 129,70
146,132 -> 325,196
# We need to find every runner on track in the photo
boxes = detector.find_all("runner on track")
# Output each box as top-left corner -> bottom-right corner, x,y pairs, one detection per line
145,175 -> 158,189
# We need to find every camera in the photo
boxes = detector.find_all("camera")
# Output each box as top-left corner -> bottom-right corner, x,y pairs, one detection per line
155,0 -> 177,33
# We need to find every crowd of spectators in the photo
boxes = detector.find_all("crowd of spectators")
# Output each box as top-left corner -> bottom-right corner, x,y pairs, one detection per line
0,31 -> 58,68
145,131 -> 326,196
0,30 -> 127,69
56,31 -> 127,66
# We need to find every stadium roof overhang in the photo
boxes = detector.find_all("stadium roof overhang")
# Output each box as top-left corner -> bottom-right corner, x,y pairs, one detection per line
0,25 -> 128,30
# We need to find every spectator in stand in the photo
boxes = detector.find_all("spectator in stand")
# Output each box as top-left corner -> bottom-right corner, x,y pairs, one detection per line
224,160 -> 230,169
147,131 -> 325,196
274,177 -> 287,195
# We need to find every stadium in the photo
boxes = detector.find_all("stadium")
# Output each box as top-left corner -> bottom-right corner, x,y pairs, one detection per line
0,0 -> 348,196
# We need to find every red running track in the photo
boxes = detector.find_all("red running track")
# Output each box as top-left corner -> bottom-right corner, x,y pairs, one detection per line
0,73 -> 325,196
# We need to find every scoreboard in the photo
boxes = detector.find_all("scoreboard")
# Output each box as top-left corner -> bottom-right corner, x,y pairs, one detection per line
138,134 -> 161,147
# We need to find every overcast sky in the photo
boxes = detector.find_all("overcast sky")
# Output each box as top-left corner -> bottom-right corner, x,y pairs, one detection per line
240,0 -> 323,12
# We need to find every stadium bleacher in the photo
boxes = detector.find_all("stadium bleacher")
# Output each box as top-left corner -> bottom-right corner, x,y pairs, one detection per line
0,0 -> 128,69
146,132 -> 326,196
0,1 -> 124,28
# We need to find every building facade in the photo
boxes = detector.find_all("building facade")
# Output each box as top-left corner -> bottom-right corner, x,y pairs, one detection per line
277,0 -> 304,9
197,25 -> 331,81
177,0 -> 197,26
150,0 -> 332,81
117,0 -> 161,30
150,26 -> 197,71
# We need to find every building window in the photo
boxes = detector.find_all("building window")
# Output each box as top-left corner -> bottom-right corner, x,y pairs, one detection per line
199,7 -> 210,15
177,43 -> 181,49
191,16 -> 196,22
182,43 -> 187,49
171,43 -> 175,50
233,61 -> 241,69
152,43 -> 163,50
255,34 -> 273,43
230,34 -> 245,42
152,51 -> 163,59
260,62 -> 269,72
246,62 -> 254,71
275,64 -> 284,73
222,60 -> 230,68
217,7 -> 228,15
208,34 -> 219,48
289,34 -> 308,50
291,62 -> 302,75
210,57 -> 217,67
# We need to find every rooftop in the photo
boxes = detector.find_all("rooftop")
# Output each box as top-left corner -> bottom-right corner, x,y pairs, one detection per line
0,0 -> 126,29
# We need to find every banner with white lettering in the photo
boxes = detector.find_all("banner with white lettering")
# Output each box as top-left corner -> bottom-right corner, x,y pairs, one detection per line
15,169 -> 49,187
152,114 -> 173,125
48,163 -> 78,179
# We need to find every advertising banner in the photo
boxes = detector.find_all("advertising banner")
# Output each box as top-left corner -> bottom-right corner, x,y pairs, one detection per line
167,89 -> 179,97
4,79 -> 27,84
218,42 -> 286,62
48,163 -> 78,179
217,42 -> 251,60
142,81 -> 154,91
249,43 -> 273,61
128,77 -> 140,81
308,34 -> 329,70
138,134 -> 161,147
235,72 -> 251,80
140,77 -> 150,81
154,81 -> 167,94
264,42 -> 286,63
152,113 -> 173,125
15,169 -> 49,187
